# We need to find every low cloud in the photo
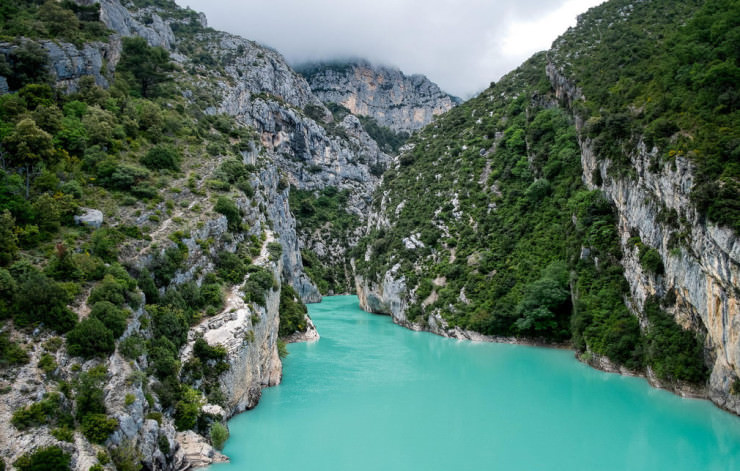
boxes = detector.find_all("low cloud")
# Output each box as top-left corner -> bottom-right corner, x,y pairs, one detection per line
176,0 -> 603,98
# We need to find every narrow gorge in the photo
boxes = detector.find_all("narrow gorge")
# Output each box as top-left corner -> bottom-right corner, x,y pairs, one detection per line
0,0 -> 738,469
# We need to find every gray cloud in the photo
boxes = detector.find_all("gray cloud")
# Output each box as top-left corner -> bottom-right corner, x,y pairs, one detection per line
175,0 -> 603,98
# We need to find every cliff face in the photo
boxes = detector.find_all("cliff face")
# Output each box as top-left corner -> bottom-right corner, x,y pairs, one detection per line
299,60 -> 458,134
566,89 -> 740,413
1,0 -> 381,467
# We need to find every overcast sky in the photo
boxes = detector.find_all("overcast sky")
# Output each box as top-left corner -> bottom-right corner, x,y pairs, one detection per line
174,0 -> 604,98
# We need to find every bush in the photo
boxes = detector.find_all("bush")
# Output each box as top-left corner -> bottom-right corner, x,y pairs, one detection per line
74,366 -> 107,420
66,317 -> 115,358
193,338 -> 227,362
0,333 -> 29,366
214,197 -> 242,232
15,272 -> 77,333
90,301 -> 128,338
644,300 -> 707,384
88,275 -> 127,306
209,422 -> 229,450
109,440 -> 143,471
243,266 -> 275,306
639,246 -> 664,275
278,284 -> 307,337
12,394 -> 61,430
150,246 -> 186,287
215,250 -> 247,284
141,144 -> 181,171
15,446 -> 70,471
81,413 -> 118,444
119,335 -> 146,360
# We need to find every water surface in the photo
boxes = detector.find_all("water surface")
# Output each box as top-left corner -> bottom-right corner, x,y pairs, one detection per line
212,296 -> 740,470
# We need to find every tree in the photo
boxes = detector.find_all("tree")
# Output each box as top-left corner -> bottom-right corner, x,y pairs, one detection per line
90,301 -> 128,338
0,211 -> 18,265
117,37 -> 174,98
14,446 -> 70,471
66,317 -> 114,358
5,41 -> 50,91
209,422 -> 229,450
3,118 -> 54,197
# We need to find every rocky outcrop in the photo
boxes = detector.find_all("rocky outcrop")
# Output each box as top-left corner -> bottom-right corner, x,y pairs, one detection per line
0,39 -> 115,93
299,60 -> 459,133
174,431 -> 228,469
96,0 -> 176,49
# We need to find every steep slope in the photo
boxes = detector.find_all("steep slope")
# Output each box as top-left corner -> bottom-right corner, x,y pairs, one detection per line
298,60 -> 459,135
0,0 -> 384,469
354,0 -> 739,414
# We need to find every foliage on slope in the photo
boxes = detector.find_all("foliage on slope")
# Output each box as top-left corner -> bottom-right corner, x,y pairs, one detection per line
355,49 -> 706,382
551,0 -> 740,231
0,1 -> 308,464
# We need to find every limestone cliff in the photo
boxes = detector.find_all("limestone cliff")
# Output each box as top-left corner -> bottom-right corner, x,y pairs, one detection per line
545,62 -> 740,412
298,60 -> 459,134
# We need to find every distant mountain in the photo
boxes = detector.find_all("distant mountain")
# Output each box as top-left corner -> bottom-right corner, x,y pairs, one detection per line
297,59 -> 460,134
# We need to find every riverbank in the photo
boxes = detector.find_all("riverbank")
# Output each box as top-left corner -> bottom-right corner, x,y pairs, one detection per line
373,308 -> 724,414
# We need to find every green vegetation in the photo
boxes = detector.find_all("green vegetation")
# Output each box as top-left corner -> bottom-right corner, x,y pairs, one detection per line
356,115 -> 409,154
278,284 -> 307,337
209,422 -> 229,450
290,186 -> 360,294
553,0 -> 740,231
355,47 -> 708,383
14,446 -> 71,471
0,0 -> 108,46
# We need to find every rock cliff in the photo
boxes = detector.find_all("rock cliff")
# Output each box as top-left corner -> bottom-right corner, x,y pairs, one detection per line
298,60 -> 459,134
546,64 -> 740,412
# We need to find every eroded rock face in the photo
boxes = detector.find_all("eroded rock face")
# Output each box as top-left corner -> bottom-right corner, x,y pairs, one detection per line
0,39 -> 114,94
299,60 -> 458,133
551,62 -> 739,413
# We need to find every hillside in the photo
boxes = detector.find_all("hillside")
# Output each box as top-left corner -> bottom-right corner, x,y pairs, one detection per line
353,0 -> 740,414
0,0 -> 394,468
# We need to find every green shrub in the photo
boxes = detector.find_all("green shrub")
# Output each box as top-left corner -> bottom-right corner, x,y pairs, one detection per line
74,366 -> 107,420
81,413 -> 118,443
644,300 -> 707,384
149,304 -> 189,348
193,338 -> 227,362
278,284 -> 307,337
15,446 -> 71,471
119,335 -> 146,360
215,250 -> 247,284
209,422 -> 229,450
243,266 -> 275,306
109,439 -> 143,471
639,246 -> 664,275
66,317 -> 114,358
214,197 -> 242,232
174,386 -> 202,431
12,395 -> 59,430
90,301 -> 128,338
88,275 -> 127,306
150,246 -> 186,287
141,144 -> 181,171
14,271 -> 77,333
37,352 -> 57,375
0,333 -> 29,366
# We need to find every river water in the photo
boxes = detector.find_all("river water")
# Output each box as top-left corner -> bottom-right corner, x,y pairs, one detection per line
211,295 -> 740,470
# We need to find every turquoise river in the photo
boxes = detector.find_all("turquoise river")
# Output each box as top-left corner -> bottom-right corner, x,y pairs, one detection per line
211,296 -> 740,470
